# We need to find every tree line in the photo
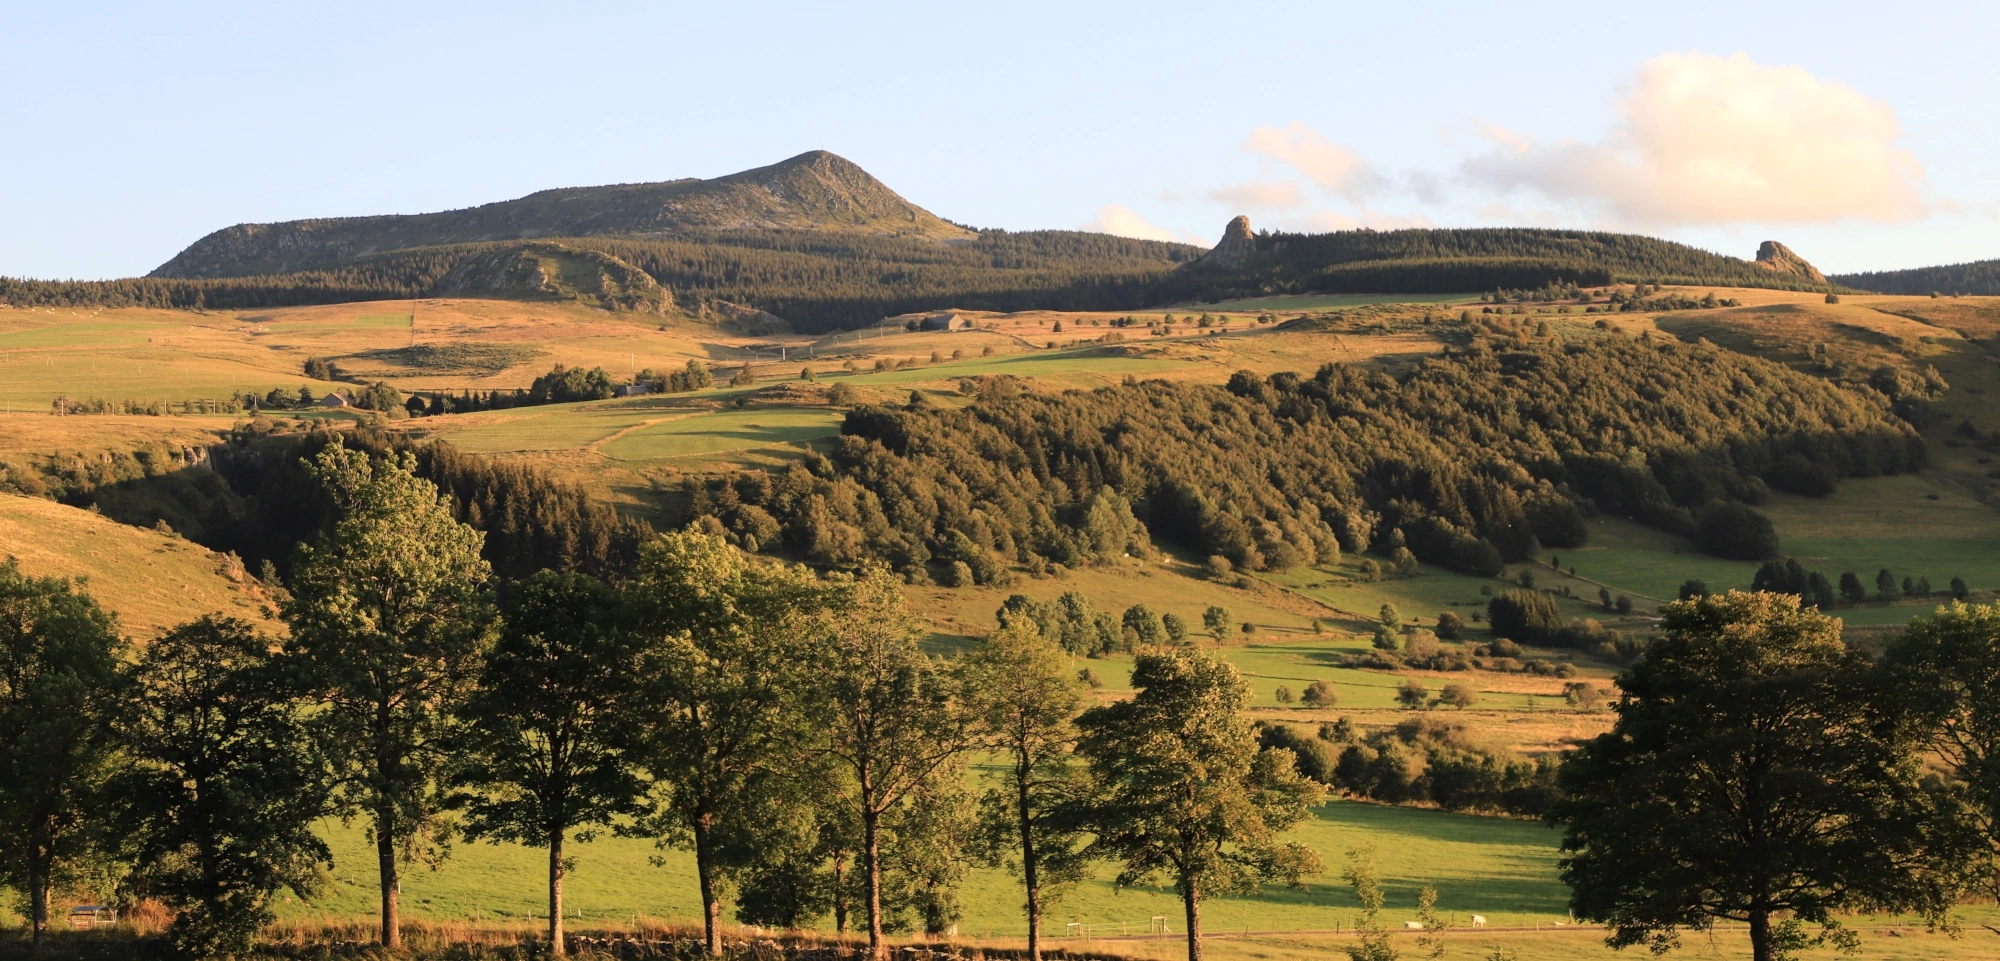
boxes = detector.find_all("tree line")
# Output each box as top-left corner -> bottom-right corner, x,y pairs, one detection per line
675,333 -> 1919,585
1832,258 -> 2000,296
0,443 -> 1320,961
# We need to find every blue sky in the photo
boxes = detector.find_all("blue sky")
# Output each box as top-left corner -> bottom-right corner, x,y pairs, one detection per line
4,1 -> 1995,279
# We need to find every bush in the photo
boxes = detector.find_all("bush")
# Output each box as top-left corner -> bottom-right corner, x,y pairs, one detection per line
1301,679 -> 1336,708
1435,611 -> 1465,640
1258,723 -> 1335,784
1488,589 -> 1562,644
1693,500 -> 1779,560
1438,682 -> 1478,709
1397,679 -> 1430,709
1445,535 -> 1506,577
1274,685 -> 1294,705
1205,555 -> 1233,580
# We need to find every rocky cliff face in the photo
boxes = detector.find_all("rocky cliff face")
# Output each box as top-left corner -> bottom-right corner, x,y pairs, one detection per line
1753,241 -> 1828,285
150,151 -> 974,279
1195,215 -> 1258,269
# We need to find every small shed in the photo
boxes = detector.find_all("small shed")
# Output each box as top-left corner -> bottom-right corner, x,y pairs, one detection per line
919,312 -> 974,332
617,383 -> 656,397
318,393 -> 350,409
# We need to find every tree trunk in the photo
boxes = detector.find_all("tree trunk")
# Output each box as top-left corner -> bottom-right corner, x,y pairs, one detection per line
377,803 -> 401,949
27,841 -> 46,947
832,851 -> 849,933
1748,908 -> 1771,961
695,816 -> 722,956
1016,760 -> 1041,961
550,829 -> 566,956
1181,877 -> 1202,961
863,803 -> 885,960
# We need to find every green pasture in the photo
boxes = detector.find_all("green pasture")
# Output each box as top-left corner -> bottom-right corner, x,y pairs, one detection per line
283,799 -> 1572,933
601,408 -> 843,461
427,404 -> 667,454
837,351 -> 1196,387
1189,293 -> 1477,313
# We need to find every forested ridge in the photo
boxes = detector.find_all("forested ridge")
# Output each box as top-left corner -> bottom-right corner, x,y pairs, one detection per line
1166,226 -> 1849,301
680,330 -> 1922,583
1834,257 -> 2000,296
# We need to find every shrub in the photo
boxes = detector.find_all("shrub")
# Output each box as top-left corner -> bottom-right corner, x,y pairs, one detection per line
1436,611 -> 1465,640
1438,682 -> 1478,709
1205,554 -> 1233,580
1693,500 -> 1780,560
1397,679 -> 1430,710
1302,679 -> 1336,708
1274,685 -> 1294,705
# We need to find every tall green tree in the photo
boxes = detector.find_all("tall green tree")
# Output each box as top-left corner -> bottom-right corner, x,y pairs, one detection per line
960,620 -> 1091,961
1553,591 -> 1965,961
116,616 -> 332,960
1883,601 -> 2000,895
624,531 -> 827,956
1073,646 -> 1324,961
283,441 -> 498,949
0,560 -> 126,947
451,571 -> 642,956
806,569 -> 973,959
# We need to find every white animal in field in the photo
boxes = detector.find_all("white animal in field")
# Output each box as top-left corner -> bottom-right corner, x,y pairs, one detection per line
1470,915 -> 1487,926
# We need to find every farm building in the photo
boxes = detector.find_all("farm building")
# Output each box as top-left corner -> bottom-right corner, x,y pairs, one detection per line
919,312 -> 974,331
617,383 -> 656,397
318,393 -> 350,409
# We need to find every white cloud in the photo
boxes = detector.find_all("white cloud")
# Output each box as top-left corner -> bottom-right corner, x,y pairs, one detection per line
1081,204 -> 1183,243
1242,122 -> 1386,201
1463,52 -> 1929,225
1206,180 -> 1304,210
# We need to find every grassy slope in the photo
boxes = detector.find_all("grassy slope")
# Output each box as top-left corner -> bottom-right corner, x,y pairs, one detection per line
0,493 -> 278,638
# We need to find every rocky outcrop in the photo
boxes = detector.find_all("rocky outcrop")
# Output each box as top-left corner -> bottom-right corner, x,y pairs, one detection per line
1195,215 -> 1258,269
1753,241 -> 1828,285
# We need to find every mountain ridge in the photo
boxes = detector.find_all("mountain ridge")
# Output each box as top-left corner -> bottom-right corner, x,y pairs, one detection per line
152,151 -> 973,279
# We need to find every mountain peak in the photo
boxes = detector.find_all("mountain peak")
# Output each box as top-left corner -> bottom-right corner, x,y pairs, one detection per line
151,152 -> 971,279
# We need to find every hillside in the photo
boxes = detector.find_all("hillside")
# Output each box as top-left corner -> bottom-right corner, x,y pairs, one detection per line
1,228 -> 1202,332
1834,257 -> 2000,296
0,492 -> 279,638
1163,217 -> 1840,301
151,151 -> 975,278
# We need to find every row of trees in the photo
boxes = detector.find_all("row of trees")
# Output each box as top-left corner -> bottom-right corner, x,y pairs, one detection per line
0,444 -> 1321,961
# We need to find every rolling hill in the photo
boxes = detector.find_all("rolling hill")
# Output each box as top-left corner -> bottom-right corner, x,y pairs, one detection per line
1161,216 -> 1840,301
0,493 -> 279,638
151,151 -> 975,278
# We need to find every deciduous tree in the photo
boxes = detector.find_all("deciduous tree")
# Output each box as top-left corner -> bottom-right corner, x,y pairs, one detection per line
117,616 -> 332,960
452,571 -> 642,956
803,569 -> 972,959
1553,591 -> 1964,961
624,531 -> 827,955
960,620 -> 1090,961
283,441 -> 498,949
1072,647 -> 1323,961
0,560 -> 125,947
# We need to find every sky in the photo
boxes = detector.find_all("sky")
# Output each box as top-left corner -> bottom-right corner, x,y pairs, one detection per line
4,1 -> 1996,280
